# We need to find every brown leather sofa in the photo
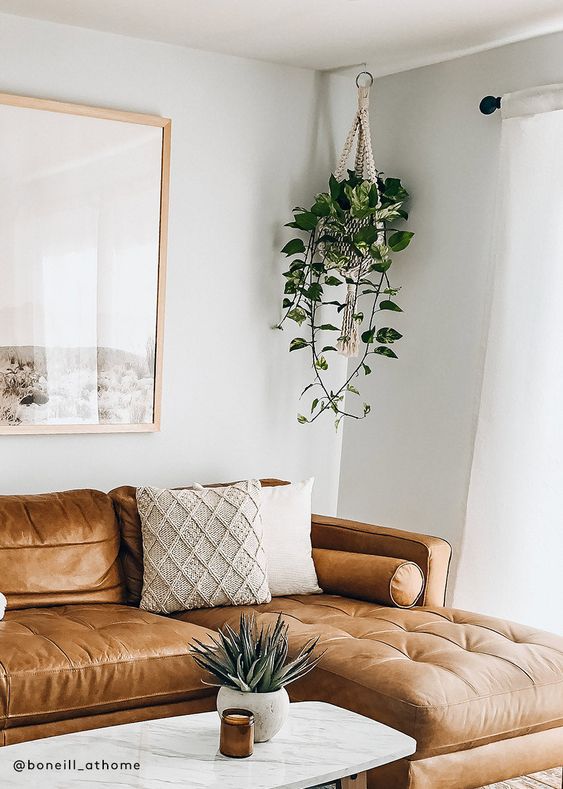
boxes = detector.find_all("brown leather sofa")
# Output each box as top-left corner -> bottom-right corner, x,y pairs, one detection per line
0,483 -> 562,789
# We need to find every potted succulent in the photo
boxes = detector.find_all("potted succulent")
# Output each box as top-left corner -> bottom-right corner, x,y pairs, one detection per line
190,613 -> 322,742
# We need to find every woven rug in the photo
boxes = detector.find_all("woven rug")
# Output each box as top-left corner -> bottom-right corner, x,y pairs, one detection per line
484,768 -> 561,788
319,768 -> 562,788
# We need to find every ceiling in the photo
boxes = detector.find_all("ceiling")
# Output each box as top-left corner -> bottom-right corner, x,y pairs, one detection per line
1,0 -> 563,75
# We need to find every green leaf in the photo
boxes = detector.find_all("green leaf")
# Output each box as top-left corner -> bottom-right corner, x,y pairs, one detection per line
363,402 -> 371,416
347,384 -> 360,395
321,345 -> 337,352
346,169 -> 361,186
315,356 -> 328,371
325,247 -> 349,268
353,225 -> 378,245
324,276 -> 343,287
284,281 -> 297,295
290,337 -> 309,351
362,363 -> 371,375
288,212 -> 318,231
376,327 -> 403,344
282,298 -> 293,308
384,287 -> 400,296
297,414 -> 308,424
361,328 -> 376,344
374,346 -> 398,358
305,283 -> 323,301
370,260 -> 392,273
281,238 -> 305,256
383,178 -> 405,198
311,398 -> 319,413
287,307 -> 307,325
388,231 -> 414,252
379,300 -> 402,312
311,193 -> 333,217
345,181 -> 372,219
369,243 -> 392,270
318,324 -> 339,331
329,173 -> 341,199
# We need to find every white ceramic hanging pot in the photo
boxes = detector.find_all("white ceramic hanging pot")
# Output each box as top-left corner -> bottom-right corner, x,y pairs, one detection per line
217,686 -> 290,742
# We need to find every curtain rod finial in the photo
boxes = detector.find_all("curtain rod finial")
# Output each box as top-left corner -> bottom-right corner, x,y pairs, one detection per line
480,95 -> 501,115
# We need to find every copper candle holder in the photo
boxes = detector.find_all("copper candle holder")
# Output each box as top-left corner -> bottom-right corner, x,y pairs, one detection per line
219,708 -> 254,758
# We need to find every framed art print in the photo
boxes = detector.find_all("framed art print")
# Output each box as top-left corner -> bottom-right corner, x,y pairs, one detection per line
0,92 -> 170,433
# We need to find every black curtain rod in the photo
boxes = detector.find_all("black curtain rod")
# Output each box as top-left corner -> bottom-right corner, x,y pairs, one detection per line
480,95 -> 502,114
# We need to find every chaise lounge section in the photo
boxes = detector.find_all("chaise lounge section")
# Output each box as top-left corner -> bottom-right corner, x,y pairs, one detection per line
0,483 -> 561,789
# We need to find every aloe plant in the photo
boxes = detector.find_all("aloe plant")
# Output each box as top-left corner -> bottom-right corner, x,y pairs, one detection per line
190,613 -> 323,693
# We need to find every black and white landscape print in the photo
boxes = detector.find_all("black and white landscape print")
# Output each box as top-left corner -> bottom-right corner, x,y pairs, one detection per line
0,344 -> 155,427
0,97 -> 165,432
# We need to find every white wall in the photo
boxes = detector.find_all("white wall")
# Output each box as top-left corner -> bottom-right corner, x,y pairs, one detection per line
0,13 -> 346,511
337,31 -> 563,594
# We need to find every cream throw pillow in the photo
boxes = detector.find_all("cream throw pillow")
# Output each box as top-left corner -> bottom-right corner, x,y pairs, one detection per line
137,480 -> 271,613
260,478 -> 322,596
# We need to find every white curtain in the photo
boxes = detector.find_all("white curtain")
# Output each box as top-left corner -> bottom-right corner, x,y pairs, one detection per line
455,85 -> 563,634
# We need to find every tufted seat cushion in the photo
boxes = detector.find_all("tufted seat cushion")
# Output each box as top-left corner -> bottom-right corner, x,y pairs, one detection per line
177,595 -> 563,761
0,604 -> 215,731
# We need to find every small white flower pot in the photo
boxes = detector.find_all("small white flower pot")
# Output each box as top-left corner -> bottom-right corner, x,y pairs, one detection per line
217,686 -> 290,742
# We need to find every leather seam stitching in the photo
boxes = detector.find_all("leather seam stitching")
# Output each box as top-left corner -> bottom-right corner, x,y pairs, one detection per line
410,719 -> 563,759
5,591 -> 124,614
309,664 -> 563,711
29,633 -> 76,668
5,688 -> 215,719
414,614 -> 563,656
7,652 -> 192,677
0,537 -> 120,551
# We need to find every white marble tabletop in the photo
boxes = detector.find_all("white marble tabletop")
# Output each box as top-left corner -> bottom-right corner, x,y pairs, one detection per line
0,702 -> 416,789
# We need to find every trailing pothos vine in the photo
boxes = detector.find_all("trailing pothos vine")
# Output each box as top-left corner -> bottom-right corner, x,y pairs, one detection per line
276,169 -> 413,428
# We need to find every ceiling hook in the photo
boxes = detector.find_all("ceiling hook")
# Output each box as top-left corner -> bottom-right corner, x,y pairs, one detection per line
356,70 -> 374,89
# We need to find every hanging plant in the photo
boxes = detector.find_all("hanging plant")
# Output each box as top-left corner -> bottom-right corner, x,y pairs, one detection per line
275,75 -> 413,428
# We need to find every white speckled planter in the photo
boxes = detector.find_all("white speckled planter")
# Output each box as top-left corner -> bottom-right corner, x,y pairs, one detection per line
217,686 -> 290,742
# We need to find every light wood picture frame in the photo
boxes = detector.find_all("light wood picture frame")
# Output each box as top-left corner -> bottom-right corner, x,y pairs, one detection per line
0,92 -> 170,434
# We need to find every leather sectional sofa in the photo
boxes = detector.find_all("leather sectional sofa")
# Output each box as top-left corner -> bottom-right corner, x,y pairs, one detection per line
0,481 -> 561,789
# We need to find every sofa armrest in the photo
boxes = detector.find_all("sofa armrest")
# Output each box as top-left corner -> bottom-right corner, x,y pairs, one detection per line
311,514 -> 452,607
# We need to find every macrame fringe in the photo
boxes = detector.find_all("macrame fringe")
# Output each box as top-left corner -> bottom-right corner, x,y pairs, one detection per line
333,81 -> 378,358
337,284 -> 360,357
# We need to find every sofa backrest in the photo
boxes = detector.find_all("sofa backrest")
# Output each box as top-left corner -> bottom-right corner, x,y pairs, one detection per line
0,489 -> 126,610
109,478 -> 289,606
108,485 -> 144,605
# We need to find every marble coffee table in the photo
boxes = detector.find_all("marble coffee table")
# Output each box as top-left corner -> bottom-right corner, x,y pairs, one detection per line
0,701 -> 416,789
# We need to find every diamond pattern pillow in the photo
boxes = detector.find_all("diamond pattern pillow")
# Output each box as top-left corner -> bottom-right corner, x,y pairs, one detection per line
137,480 -> 271,613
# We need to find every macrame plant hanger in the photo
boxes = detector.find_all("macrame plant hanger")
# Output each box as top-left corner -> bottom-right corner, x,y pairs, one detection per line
333,70 -> 378,358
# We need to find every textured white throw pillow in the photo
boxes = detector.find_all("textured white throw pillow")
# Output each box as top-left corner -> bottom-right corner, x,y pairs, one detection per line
260,478 -> 322,596
137,480 -> 271,613
0,592 -> 6,620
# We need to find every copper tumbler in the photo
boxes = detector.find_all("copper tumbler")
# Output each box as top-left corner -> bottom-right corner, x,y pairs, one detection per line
220,708 -> 254,758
